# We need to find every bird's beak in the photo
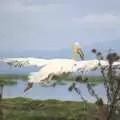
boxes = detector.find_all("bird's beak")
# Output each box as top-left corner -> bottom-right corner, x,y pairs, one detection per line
24,82 -> 33,92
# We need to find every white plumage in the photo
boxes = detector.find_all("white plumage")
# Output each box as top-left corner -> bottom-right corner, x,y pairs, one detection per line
0,57 -> 49,67
0,58 -> 120,91
1,42 -> 119,92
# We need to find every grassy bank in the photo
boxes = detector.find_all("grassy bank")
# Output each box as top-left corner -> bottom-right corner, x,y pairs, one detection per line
0,74 -> 28,85
0,74 -> 104,85
0,97 -> 108,120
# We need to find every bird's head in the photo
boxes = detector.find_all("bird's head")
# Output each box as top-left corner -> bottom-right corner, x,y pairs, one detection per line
72,42 -> 80,54
72,42 -> 84,60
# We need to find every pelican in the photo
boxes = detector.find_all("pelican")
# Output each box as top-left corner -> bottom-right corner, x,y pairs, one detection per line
0,43 -> 120,92
0,57 -> 120,92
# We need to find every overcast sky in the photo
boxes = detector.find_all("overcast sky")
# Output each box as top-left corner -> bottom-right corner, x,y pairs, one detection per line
0,0 -> 120,52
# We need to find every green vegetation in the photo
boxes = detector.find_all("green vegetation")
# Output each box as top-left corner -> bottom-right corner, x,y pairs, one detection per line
0,97 -> 108,120
87,76 -> 104,85
53,75 -> 104,85
0,74 -> 28,85
0,74 -> 104,85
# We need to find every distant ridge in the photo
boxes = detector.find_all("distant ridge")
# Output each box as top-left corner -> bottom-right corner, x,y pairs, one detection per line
0,40 -> 119,58
91,39 -> 120,51
0,40 -> 119,74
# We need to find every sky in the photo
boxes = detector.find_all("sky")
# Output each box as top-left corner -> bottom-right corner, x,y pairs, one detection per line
0,0 -> 120,53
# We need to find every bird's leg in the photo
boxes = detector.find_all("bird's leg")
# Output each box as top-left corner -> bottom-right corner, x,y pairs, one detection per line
24,82 -> 33,92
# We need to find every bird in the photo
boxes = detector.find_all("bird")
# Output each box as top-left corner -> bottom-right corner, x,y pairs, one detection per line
0,57 -> 120,92
0,42 -> 120,92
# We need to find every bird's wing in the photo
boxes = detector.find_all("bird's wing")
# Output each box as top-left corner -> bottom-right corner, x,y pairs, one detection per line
24,60 -> 75,92
72,60 -> 99,72
27,59 -> 109,84
73,60 -> 120,72
24,59 -> 120,91
27,59 -> 110,84
0,57 -> 49,67
28,59 -> 76,84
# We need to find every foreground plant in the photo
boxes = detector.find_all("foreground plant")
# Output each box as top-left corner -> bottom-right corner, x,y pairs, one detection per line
69,49 -> 120,120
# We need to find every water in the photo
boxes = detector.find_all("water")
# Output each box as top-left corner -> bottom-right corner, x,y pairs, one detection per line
3,79 -> 107,103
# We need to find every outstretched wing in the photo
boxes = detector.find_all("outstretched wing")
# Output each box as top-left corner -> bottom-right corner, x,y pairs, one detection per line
74,60 -> 120,72
0,57 -> 49,68
28,59 -> 75,84
0,57 -> 50,92
25,59 -> 105,91
27,59 -> 120,84
24,59 -> 120,92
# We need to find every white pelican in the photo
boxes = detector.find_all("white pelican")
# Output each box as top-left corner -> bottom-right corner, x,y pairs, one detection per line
0,42 -> 120,91
0,57 -> 120,92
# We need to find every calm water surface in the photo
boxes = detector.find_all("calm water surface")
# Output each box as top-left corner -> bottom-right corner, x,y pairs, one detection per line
3,79 -> 107,103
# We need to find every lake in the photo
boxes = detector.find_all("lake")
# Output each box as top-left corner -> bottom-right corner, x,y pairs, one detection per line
2,78 -> 107,103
